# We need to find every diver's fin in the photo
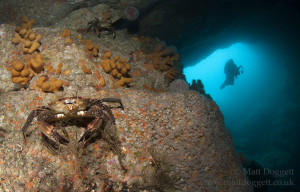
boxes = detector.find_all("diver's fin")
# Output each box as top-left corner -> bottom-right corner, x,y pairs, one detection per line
220,82 -> 226,89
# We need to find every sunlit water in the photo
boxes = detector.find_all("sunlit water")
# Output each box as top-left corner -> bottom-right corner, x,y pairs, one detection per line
184,42 -> 288,168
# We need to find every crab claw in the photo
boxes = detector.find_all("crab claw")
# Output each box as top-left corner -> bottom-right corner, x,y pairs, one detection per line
53,130 -> 69,144
40,122 -> 69,144
22,109 -> 44,143
79,117 -> 104,143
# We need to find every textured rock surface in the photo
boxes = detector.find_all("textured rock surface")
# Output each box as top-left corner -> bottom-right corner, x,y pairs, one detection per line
2,0 -> 299,68
169,79 -> 189,92
0,89 -> 251,191
0,24 -> 169,93
0,23 -> 251,191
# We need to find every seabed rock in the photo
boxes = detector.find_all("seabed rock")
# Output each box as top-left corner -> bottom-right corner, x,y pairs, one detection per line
0,24 -> 252,191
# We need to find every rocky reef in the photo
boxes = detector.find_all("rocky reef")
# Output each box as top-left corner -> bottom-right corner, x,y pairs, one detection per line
0,9 -> 251,192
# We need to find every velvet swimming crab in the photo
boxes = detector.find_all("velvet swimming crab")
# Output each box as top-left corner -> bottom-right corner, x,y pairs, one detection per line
87,17 -> 116,39
21,97 -> 124,153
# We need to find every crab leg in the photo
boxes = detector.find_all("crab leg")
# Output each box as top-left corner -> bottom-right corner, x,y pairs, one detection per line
22,108 -> 48,143
101,98 -> 124,110
41,133 -> 59,154
103,105 -> 116,123
40,122 -> 69,144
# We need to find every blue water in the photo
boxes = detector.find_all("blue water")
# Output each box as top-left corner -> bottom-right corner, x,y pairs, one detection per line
184,42 -> 298,189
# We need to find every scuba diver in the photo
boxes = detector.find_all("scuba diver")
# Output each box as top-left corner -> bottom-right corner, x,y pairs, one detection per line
220,59 -> 243,89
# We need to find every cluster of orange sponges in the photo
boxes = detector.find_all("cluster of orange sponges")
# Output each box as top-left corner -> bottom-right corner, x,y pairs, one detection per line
60,29 -> 73,44
85,39 -> 99,57
10,53 -> 45,85
11,60 -> 34,85
151,42 -> 180,81
10,54 -> 63,92
36,76 -> 63,92
100,52 -> 132,87
12,16 -> 42,54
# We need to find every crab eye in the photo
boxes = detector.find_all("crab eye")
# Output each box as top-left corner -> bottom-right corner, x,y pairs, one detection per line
64,99 -> 76,104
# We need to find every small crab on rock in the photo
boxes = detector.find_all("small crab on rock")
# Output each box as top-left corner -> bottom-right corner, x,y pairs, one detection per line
87,17 -> 116,39
21,97 -> 124,153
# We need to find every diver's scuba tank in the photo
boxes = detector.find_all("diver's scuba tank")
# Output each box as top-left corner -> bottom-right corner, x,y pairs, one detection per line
240,65 -> 244,74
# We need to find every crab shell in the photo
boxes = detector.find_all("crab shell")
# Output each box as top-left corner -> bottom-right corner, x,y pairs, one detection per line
48,97 -> 91,118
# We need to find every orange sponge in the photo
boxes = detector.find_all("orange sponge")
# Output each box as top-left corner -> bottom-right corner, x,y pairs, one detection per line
100,59 -> 112,73
36,76 -> 63,92
116,77 -> 132,87
78,59 -> 93,74
103,51 -> 112,60
12,17 -> 42,54
150,42 -> 180,81
61,29 -> 73,44
85,40 -> 99,57
82,66 -> 92,74
56,62 -> 63,74
10,60 -> 34,85
99,76 -> 106,86
23,34 -> 42,54
26,53 -> 44,73
15,16 -> 35,31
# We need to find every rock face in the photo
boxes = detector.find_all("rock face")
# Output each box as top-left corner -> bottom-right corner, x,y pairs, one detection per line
2,0 -> 300,68
0,23 -> 251,191
0,89 -> 251,191
0,24 -> 170,93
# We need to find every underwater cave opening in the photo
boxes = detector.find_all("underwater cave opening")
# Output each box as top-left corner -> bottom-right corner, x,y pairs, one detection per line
183,42 -> 293,171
